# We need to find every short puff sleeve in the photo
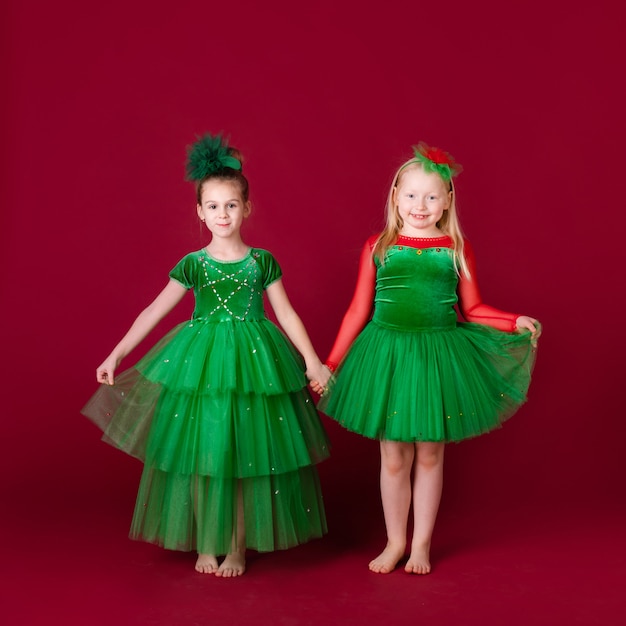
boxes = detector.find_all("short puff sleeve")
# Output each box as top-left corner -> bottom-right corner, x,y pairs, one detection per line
169,253 -> 195,289
252,249 -> 283,289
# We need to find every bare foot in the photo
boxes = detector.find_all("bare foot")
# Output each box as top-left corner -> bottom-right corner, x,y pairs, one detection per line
404,543 -> 431,575
195,553 -> 218,574
369,543 -> 405,574
215,551 -> 246,578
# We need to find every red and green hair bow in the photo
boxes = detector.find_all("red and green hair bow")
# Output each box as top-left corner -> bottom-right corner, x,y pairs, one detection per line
412,141 -> 462,182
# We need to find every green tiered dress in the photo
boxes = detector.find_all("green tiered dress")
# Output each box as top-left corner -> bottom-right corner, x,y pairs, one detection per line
318,238 -> 537,442
82,248 -> 329,555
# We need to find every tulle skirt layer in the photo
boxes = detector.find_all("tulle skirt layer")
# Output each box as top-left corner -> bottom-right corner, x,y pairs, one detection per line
135,318 -> 310,395
130,465 -> 326,554
82,319 -> 329,554
318,321 -> 537,443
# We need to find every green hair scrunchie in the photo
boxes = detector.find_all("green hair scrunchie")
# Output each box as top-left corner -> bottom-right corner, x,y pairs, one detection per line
185,133 -> 242,181
412,141 -> 462,182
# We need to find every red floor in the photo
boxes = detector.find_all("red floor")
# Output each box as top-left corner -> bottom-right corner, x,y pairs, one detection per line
3,435 -> 624,626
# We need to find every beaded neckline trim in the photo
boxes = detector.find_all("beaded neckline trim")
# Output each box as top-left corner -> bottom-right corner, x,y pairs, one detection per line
396,235 -> 450,241
203,247 -> 252,263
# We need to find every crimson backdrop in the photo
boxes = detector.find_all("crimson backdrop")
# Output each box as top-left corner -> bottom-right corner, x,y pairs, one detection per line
2,1 -> 624,623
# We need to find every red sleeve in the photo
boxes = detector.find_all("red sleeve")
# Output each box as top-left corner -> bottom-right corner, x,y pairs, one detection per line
458,240 -> 519,332
325,237 -> 377,370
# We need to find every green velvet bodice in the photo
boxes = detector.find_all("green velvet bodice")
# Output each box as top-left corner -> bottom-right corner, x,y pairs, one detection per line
169,248 -> 281,322
373,245 -> 458,331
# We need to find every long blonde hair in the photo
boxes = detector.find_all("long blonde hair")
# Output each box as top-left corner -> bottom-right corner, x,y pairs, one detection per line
372,159 -> 470,278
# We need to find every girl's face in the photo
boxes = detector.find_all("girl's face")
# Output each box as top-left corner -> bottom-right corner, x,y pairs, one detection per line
197,180 -> 251,239
394,166 -> 451,237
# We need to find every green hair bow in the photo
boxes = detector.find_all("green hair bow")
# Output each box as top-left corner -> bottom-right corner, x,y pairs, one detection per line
186,133 -> 242,181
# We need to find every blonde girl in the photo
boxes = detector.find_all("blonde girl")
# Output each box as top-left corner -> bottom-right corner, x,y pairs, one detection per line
314,142 -> 539,575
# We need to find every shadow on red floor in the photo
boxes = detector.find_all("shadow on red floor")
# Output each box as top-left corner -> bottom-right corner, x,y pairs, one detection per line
2,439 -> 624,626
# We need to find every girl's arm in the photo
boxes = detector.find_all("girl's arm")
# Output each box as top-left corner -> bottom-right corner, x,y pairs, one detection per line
458,240 -> 540,339
265,279 -> 331,387
96,280 -> 188,385
324,238 -> 376,370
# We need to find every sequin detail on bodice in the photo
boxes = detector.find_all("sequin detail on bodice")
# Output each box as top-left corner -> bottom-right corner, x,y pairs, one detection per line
195,252 -> 263,321
167,248 -> 280,323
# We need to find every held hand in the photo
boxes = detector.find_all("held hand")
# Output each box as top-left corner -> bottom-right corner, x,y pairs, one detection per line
515,315 -> 542,346
310,380 -> 324,395
96,356 -> 121,386
307,364 -> 333,395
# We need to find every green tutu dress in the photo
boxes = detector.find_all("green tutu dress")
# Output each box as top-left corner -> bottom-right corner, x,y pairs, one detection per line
82,248 -> 329,555
318,237 -> 537,442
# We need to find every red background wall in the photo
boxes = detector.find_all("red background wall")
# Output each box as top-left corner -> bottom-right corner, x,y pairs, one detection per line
1,0 -> 624,613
